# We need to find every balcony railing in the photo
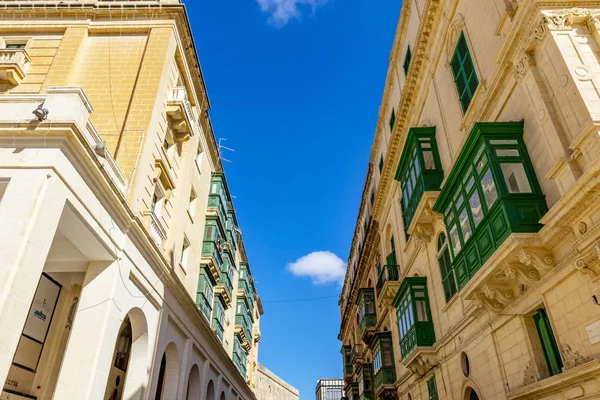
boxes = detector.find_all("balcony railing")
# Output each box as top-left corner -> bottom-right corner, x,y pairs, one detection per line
376,265 -> 399,296
166,86 -> 195,141
143,211 -> 167,246
0,48 -> 31,85
400,324 -> 435,359
373,367 -> 396,395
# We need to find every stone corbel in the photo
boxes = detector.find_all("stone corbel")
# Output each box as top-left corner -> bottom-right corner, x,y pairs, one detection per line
504,264 -> 541,287
405,352 -> 437,377
517,248 -> 555,273
475,291 -> 504,313
481,283 -> 516,306
412,223 -> 434,244
584,14 -> 600,35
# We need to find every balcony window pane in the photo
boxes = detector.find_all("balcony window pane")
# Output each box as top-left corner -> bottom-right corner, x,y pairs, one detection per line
449,224 -> 461,255
490,139 -> 518,145
501,163 -> 532,193
423,150 -> 435,170
481,169 -> 498,209
416,300 -> 428,322
495,149 -> 520,157
476,152 -> 488,174
459,208 -> 472,242
469,191 -> 483,227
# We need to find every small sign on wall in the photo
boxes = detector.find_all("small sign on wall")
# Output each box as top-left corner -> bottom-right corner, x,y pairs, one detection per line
585,319 -> 600,344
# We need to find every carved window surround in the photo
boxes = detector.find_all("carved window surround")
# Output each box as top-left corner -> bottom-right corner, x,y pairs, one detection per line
166,86 -> 195,142
507,359 -> 600,400
460,234 -> 555,313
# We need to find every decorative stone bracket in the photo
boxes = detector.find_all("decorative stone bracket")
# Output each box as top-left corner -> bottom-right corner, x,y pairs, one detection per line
406,191 -> 440,244
575,241 -> 600,281
167,86 -> 195,142
462,236 -> 555,313
402,347 -> 438,377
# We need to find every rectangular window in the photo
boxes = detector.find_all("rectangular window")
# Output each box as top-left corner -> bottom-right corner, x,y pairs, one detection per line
389,108 -> 396,132
403,45 -> 412,75
0,178 -> 10,205
533,308 -> 563,377
5,42 -> 26,49
188,188 -> 197,220
427,375 -> 438,400
180,237 -> 190,269
450,32 -> 479,113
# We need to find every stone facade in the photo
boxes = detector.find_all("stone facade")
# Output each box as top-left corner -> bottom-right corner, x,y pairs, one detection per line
339,1 -> 600,400
0,1 -> 264,399
255,364 -> 300,400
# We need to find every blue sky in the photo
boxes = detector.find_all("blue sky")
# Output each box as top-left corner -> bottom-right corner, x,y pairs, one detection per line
184,0 -> 401,398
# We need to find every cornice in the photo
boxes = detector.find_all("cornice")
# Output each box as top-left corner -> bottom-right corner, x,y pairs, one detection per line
341,163 -> 374,298
373,0 -> 442,221
0,0 -> 223,172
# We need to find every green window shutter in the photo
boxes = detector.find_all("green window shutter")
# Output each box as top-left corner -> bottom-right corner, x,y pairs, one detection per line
427,375 -> 438,400
533,309 -> 563,376
450,33 -> 479,113
389,108 -> 396,132
403,46 -> 412,75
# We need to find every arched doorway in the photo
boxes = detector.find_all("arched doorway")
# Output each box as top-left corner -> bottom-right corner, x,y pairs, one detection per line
220,392 -> 226,400
465,387 -> 481,400
206,380 -> 215,400
103,308 -> 149,400
154,342 -> 179,400
186,364 -> 201,400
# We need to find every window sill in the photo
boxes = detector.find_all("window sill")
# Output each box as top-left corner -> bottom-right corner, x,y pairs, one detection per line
507,360 -> 600,400
178,262 -> 187,275
187,209 -> 195,223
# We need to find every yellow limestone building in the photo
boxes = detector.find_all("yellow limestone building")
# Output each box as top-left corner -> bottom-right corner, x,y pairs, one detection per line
0,1 -> 264,399
339,1 -> 600,400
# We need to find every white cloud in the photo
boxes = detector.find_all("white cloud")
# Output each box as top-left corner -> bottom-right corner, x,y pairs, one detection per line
287,251 -> 346,285
255,0 -> 326,27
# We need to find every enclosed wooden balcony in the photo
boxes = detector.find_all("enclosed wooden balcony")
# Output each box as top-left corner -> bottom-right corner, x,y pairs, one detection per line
357,288 -> 377,343
372,332 -> 397,399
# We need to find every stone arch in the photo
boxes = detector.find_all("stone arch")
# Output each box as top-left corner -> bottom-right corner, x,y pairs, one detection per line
206,380 -> 215,400
186,364 -> 201,400
462,380 -> 484,400
154,342 -> 180,400
104,307 -> 150,400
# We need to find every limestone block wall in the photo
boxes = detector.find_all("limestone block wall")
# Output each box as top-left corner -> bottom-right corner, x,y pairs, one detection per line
255,364 -> 299,400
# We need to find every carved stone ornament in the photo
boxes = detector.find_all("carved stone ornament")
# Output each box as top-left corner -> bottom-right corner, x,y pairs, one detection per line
412,223 -> 434,244
523,360 -> 538,386
575,242 -> 600,280
504,264 -> 540,286
513,51 -> 536,82
517,249 -> 555,271
406,353 -> 436,377
446,16 -> 466,63
562,344 -> 592,370
475,292 -> 504,313
544,8 -> 600,30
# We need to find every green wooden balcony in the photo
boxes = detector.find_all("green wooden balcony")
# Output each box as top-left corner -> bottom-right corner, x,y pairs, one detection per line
432,122 -> 550,311
371,332 -> 397,396
357,288 -> 377,342
350,343 -> 364,366
235,312 -> 252,345
342,345 -> 353,378
357,364 -> 374,400
395,127 -> 444,234
393,277 -> 435,359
